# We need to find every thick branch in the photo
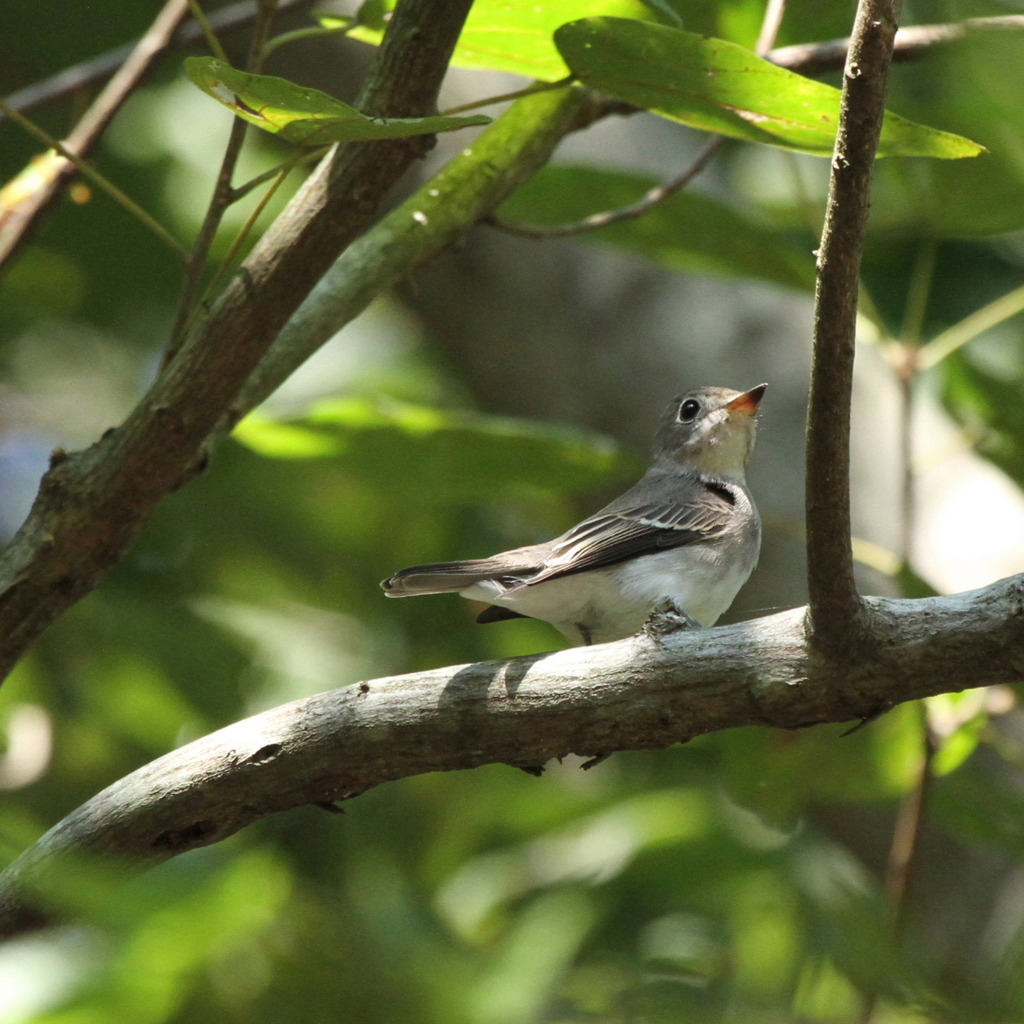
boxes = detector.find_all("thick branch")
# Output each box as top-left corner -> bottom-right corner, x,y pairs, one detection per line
806,0 -> 901,653
0,0 -> 475,685
1,576 -> 1022,940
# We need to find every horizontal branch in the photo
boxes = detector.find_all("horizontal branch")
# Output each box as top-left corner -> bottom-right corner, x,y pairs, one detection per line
2,576 -> 1023,940
770,15 -> 1024,76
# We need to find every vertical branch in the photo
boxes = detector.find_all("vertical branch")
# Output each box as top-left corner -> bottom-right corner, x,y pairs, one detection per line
806,0 -> 903,653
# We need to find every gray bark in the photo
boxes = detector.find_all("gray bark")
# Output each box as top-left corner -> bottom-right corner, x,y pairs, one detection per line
2,576 -> 1022,940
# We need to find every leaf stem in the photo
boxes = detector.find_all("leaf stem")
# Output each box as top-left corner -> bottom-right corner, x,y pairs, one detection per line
441,77 -> 575,115
918,282 -> 1024,370
185,0 -> 229,61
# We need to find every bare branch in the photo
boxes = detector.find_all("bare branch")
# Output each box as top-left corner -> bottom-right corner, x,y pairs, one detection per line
1,576 -> 1022,940
806,0 -> 901,653
0,0 -> 316,122
0,0 -> 192,270
770,15 -> 1024,76
485,136 -> 723,240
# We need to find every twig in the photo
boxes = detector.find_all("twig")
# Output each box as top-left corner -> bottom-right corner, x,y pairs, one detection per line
0,0 -> 192,270
441,77 -> 575,116
770,15 -> 1024,76
486,137 -> 724,239
0,578 -> 1021,940
858,713 -> 938,1024
165,0 -> 280,364
884,715 -> 938,929
756,0 -> 790,58
805,0 -> 903,653
231,145 -> 329,200
201,160 -> 297,312
185,0 -> 229,62
0,0 -> 316,122
0,98 -> 189,260
917,282 -> 1024,370
164,115 -> 250,361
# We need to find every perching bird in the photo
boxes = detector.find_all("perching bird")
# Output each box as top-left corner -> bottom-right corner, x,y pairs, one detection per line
381,384 -> 766,645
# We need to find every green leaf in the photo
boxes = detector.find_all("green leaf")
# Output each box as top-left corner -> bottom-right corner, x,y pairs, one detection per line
185,57 -> 490,145
349,0 -> 660,80
234,398 -> 635,501
555,18 -> 984,159
498,165 -> 815,289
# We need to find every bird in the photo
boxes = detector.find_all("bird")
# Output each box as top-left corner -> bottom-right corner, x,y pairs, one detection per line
380,384 -> 766,645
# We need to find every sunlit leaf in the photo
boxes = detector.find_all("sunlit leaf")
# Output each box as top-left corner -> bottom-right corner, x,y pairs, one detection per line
348,0 -> 660,79
185,57 -> 490,144
927,691 -> 990,777
498,165 -> 815,289
234,398 -> 634,501
555,18 -> 984,158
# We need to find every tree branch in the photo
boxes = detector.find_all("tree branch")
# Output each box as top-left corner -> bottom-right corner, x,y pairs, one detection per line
806,0 -> 901,654
0,0 -> 192,270
0,0 -> 475,686
770,15 -> 1024,76
0,0 -> 316,123
1,575 -> 1022,940
229,86 -> 611,420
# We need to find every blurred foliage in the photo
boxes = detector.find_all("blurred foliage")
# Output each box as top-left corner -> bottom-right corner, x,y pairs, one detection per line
498,165 -> 817,289
1,1 -> 1024,1023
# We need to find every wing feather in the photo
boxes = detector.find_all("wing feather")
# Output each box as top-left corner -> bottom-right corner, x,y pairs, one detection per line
522,484 -> 736,587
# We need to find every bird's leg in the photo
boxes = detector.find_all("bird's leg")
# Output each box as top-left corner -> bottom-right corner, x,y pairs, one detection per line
576,623 -> 594,645
643,599 -> 700,641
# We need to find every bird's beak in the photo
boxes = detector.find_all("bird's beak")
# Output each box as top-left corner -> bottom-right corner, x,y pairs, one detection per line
726,383 -> 768,417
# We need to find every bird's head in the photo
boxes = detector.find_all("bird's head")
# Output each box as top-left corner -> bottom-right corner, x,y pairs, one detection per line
652,383 -> 767,481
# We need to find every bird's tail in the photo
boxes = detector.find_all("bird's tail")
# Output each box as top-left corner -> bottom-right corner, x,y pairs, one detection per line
381,559 -> 522,597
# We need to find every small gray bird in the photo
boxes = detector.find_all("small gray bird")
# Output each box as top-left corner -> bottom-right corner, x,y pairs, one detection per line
381,384 -> 766,645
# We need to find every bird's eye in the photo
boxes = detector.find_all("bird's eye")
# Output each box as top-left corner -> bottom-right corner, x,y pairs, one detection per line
678,398 -> 701,422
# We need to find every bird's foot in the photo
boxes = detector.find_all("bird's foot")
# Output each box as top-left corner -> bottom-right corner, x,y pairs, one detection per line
643,600 -> 700,641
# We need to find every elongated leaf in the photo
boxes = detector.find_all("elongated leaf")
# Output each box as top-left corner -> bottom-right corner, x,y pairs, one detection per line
499,165 -> 815,289
349,0 -> 659,80
185,58 -> 489,145
555,18 -> 984,159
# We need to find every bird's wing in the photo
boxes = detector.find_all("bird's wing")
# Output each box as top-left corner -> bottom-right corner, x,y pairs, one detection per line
522,483 -> 735,587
